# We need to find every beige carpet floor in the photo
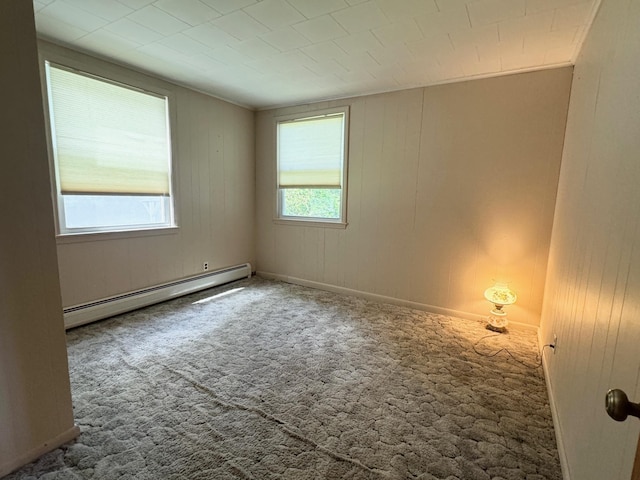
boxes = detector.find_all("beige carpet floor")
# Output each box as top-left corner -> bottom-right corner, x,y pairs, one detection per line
7,277 -> 561,479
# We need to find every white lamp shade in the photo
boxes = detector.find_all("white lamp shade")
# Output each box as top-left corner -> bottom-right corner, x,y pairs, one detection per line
484,283 -> 517,306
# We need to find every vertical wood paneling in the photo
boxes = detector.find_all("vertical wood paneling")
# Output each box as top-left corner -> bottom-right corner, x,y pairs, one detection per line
356,96 -> 385,294
48,44 -> 256,307
540,0 -> 640,478
1,1 -> 75,470
257,67 -> 572,328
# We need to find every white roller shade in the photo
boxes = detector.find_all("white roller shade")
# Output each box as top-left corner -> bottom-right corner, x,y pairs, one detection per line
278,114 -> 344,188
47,64 -> 171,196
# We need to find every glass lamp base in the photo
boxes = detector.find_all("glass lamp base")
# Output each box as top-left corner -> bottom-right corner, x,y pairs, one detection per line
486,312 -> 508,333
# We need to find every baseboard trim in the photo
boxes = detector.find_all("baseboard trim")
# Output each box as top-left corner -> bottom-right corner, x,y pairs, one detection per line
64,263 -> 252,329
539,328 -> 571,480
257,271 -> 538,332
0,425 -> 80,478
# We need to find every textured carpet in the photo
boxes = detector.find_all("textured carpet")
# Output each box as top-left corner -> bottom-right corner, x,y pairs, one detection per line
7,278 -> 561,480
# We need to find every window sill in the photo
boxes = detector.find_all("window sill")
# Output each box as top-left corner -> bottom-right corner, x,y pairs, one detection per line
56,226 -> 179,244
273,218 -> 348,229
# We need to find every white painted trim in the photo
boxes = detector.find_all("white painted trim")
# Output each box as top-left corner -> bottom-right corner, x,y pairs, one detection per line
257,271 -> 538,332
540,328 -> 571,480
64,263 -> 252,329
0,425 -> 80,478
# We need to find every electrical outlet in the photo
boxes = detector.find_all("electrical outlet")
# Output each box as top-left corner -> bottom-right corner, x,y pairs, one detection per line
553,334 -> 558,354
203,262 -> 209,271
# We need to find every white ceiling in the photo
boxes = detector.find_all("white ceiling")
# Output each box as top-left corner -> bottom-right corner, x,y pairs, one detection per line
33,0 -> 599,109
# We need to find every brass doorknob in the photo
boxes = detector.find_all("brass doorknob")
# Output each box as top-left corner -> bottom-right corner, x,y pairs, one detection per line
606,389 -> 640,422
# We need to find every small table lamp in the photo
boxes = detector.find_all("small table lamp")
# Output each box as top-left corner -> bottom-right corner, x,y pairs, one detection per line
484,283 -> 517,332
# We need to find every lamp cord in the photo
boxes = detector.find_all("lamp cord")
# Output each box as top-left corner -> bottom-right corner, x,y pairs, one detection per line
472,332 -> 554,369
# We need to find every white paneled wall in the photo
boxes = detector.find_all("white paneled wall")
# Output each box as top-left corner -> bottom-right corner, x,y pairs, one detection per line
541,0 -> 640,478
256,67 -> 572,328
40,42 -> 255,308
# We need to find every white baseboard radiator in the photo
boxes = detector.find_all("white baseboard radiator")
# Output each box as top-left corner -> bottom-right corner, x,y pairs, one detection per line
63,263 -> 252,330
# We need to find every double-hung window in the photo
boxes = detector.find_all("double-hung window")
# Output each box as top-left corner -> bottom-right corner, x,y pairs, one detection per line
44,62 -> 175,235
276,107 -> 349,226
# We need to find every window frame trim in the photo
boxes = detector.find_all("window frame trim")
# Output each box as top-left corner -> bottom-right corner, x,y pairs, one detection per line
274,106 -> 350,227
40,54 -> 179,239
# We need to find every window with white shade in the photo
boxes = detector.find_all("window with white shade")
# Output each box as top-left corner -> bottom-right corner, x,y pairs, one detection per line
44,62 -> 175,235
276,107 -> 349,225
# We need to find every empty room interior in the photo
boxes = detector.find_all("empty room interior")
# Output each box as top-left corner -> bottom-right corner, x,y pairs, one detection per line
2,0 -> 640,479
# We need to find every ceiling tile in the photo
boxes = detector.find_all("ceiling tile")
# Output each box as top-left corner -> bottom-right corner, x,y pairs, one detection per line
39,1 -> 109,31
415,5 -> 471,38
260,27 -> 311,51
184,53 -> 227,71
75,29 -> 141,54
434,0 -> 467,11
61,0 -> 133,21
537,25 -> 580,48
117,0 -> 155,8
34,13 -> 90,42
294,15 -> 349,43
452,42 -> 502,76
232,37 -> 280,59
428,56 -> 465,82
286,0 -> 348,19
153,0 -> 220,26
498,11 -> 554,44
368,45 -> 414,65
33,0 -> 599,108
243,0 -> 306,30
393,60 -> 433,86
525,0 -> 588,15
407,34 -> 454,60
543,45 -> 572,64
500,48 -> 544,70
334,31 -> 383,55
331,1 -> 389,33
212,10 -> 271,40
449,24 -> 499,49
552,2 -> 592,31
183,23 -> 239,49
104,18 -> 164,44
206,45 -> 256,65
372,20 -> 423,47
337,51 -> 379,71
301,41 -> 349,63
375,0 -> 438,22
249,50 -> 317,73
33,1 -> 48,12
127,5 -> 191,34
467,0 -> 526,27
335,68 -> 375,83
304,58 -> 349,76
200,0 -> 257,14
137,42 -> 191,63
158,33 -> 215,56
476,40 -> 502,61
366,64 -> 401,83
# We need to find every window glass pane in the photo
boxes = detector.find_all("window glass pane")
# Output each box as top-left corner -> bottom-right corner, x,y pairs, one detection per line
62,195 -> 170,230
281,189 -> 341,219
45,62 -> 176,234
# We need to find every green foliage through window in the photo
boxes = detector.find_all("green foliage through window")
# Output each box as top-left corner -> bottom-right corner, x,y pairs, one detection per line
281,189 -> 341,219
